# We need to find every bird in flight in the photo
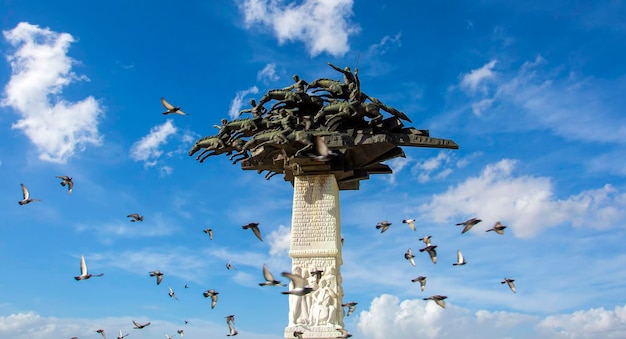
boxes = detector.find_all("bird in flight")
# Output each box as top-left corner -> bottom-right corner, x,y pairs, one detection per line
419,235 -> 432,246
375,220 -> 392,233
203,228 -> 213,240
168,286 -> 178,300
402,219 -> 416,231
453,250 -> 467,266
411,276 -> 427,291
419,245 -> 438,264
18,183 -> 41,205
226,321 -> 238,336
293,330 -> 304,339
336,328 -> 352,338
132,320 -> 151,329
309,135 -> 338,161
225,314 -> 236,325
56,175 -> 74,194
127,213 -> 144,222
242,222 -> 263,241
116,330 -> 129,339
177,329 -> 184,337
74,255 -> 104,280
95,329 -> 106,339
423,295 -> 447,309
149,270 -> 164,285
259,264 -> 286,286
226,260 -> 237,270
456,217 -> 482,234
404,248 -> 416,267
203,289 -> 219,308
501,278 -> 516,293
342,301 -> 358,316
281,272 -> 314,296
161,97 -> 188,115
486,221 -> 507,235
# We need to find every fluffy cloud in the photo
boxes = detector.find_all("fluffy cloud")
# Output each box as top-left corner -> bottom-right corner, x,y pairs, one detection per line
537,305 -> 626,338
460,59 -> 498,93
129,119 -> 177,167
237,0 -> 359,57
266,224 -> 291,256
418,159 -> 626,238
228,86 -> 259,119
257,63 -> 280,82
1,22 -> 103,163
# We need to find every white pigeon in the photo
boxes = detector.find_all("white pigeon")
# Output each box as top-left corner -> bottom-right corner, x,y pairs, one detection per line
453,250 -> 467,266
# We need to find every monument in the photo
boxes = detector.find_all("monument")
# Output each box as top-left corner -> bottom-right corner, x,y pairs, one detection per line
189,63 -> 458,338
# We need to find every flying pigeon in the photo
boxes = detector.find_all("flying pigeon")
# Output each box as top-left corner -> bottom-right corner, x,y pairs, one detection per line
411,276 -> 427,291
310,135 -> 338,161
259,264 -> 286,286
402,219 -> 416,231
225,314 -> 236,325
293,331 -> 304,339
281,272 -> 314,296
203,289 -> 219,308
419,235 -> 432,246
132,320 -> 151,329
404,248 -> 416,267
336,328 -> 352,338
226,321 -> 238,336
184,283 -> 189,288
419,245 -> 438,264
423,295 -> 447,309
177,329 -> 184,337
486,221 -> 507,235
96,329 -> 106,339
242,222 -> 263,241
164,333 -> 174,339
203,228 -> 213,240
456,217 -> 482,234
56,175 -> 74,194
342,301 -> 358,316
453,250 -> 467,266
375,220 -> 392,233
149,270 -> 164,285
74,255 -> 104,280
18,183 -> 41,205
127,213 -> 144,222
161,97 -> 188,115
116,330 -> 128,339
226,260 -> 236,270
168,286 -> 178,300
502,278 -> 516,293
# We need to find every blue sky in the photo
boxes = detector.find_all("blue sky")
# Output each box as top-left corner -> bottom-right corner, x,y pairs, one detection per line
1,0 -> 626,338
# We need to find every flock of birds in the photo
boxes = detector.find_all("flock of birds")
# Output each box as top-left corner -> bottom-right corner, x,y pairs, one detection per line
374,217 -> 517,310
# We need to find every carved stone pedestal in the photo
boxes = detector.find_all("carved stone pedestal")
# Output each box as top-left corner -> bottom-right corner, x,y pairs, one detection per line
284,174 -> 345,339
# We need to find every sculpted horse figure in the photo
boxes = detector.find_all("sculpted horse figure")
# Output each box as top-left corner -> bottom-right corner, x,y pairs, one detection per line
223,117 -> 263,141
306,78 -> 349,99
255,89 -> 299,111
189,135 -> 226,157
242,128 -> 290,152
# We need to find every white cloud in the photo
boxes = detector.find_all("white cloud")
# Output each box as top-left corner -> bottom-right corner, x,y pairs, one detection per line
367,32 -> 402,55
418,159 -> 626,238
1,22 -> 104,163
238,0 -> 359,57
411,151 -> 468,183
228,86 -> 259,119
537,305 -> 626,338
129,119 -> 177,167
460,59 -> 498,93
266,224 -> 291,256
257,63 -> 280,82
384,156 -> 412,184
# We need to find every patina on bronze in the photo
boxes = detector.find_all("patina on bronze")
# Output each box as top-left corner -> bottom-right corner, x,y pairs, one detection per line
189,63 -> 458,190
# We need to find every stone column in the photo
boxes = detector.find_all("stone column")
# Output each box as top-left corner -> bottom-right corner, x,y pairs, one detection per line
284,174 -> 345,339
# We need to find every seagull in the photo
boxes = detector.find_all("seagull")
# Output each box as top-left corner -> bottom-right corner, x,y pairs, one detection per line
259,264 -> 286,286
486,221 -> 507,235
74,255 -> 104,280
411,276 -> 427,291
293,330 -> 304,339
375,220 -> 392,233
453,250 -> 467,266
342,301 -> 358,316
149,270 -> 164,285
456,217 -> 482,234
203,228 -> 213,240
96,329 -> 106,339
402,219 -> 416,231
116,330 -> 129,339
226,260 -> 237,270
168,286 -> 178,300
225,314 -> 236,325
132,320 -> 151,329
419,235 -> 432,246
161,97 -> 188,115
56,175 -> 74,194
419,245 -> 438,264
203,289 -> 219,308
18,183 -> 41,205
127,213 -> 144,222
502,278 -> 516,293
177,329 -> 184,337
242,222 -> 263,241
281,272 -> 314,296
423,295 -> 447,309
404,248 -> 416,267
336,328 -> 352,338
226,321 -> 238,336
310,135 -> 338,161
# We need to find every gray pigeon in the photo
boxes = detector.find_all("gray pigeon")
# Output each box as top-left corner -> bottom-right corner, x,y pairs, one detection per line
18,183 -> 41,205
402,219 -> 416,231
423,295 -> 447,309
203,228 -> 213,240
259,264 -> 286,286
132,320 -> 151,329
501,278 -> 516,293
336,328 -> 352,338
411,276 -> 427,291
149,270 -> 164,285
74,255 -> 104,280
404,248 -> 416,267
310,135 -> 338,161
281,272 -> 314,296
161,97 -> 188,115
375,220 -> 392,233
168,286 -> 178,300
419,245 -> 438,264
127,213 -> 144,222
56,175 -> 73,194
486,221 -> 507,235
419,235 -> 432,246
342,301 -> 358,316
242,222 -> 263,241
203,289 -> 219,308
456,217 -> 482,234
95,329 -> 106,339
453,250 -> 467,266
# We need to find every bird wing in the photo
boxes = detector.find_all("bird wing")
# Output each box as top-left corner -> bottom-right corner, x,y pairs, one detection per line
461,224 -> 473,234
508,281 -> 516,293
161,97 -> 175,110
156,274 -> 163,285
127,213 -> 138,218
315,135 -> 329,156
262,264 -> 275,282
21,183 -> 29,199
282,272 -> 306,288
435,299 -> 446,308
428,247 -> 437,264
67,179 -> 73,193
208,229 -> 213,239
80,255 -> 88,275
457,250 -> 465,263
251,226 -> 263,241
211,294 -> 218,308
228,322 -> 236,334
